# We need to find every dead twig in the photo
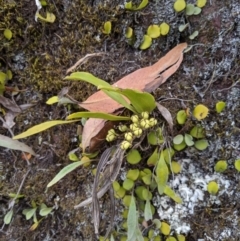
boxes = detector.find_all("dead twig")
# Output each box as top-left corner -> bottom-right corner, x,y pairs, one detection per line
66,52 -> 105,74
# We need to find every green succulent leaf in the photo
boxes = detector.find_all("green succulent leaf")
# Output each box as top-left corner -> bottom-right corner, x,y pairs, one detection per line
126,169 -> 140,181
173,134 -> 184,145
185,4 -> 195,15
4,209 -> 13,224
176,110 -> 187,124
216,101 -> 226,113
214,160 -> 228,172
234,159 -> 240,172
147,25 -> 161,38
207,181 -> 219,195
171,161 -> 182,174
103,21 -> 111,34
39,206 -> 53,216
140,35 -> 152,50
190,125 -> 205,138
160,221 -> 171,235
23,208 -> 37,220
194,139 -> 208,150
184,133 -> 194,146
123,178 -> 134,191
126,149 -> 142,164
173,140 -> 186,151
4,29 -> 13,40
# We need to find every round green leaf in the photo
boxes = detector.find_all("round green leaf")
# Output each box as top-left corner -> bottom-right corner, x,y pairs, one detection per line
166,237 -> 177,241
126,149 -> 141,164
197,0 -> 207,8
173,140 -> 186,151
123,178 -> 134,191
171,161 -> 181,174
184,133 -> 194,146
214,160 -> 228,173
160,221 -> 170,235
39,207 -> 53,216
173,134 -> 184,145
176,110 -> 187,124
174,0 -> 186,12
159,22 -> 170,35
234,159 -> 240,172
193,7 -> 202,15
147,25 -> 161,38
185,4 -> 195,15
112,181 -> 120,192
122,195 -> 132,206
194,139 -> 208,150
142,174 -> 152,185
190,125 -> 205,138
216,101 -> 226,113
115,187 -> 126,199
4,29 -> 12,40
207,181 -> 219,195
177,234 -> 186,241
126,169 -> 140,181
140,35 -> 152,50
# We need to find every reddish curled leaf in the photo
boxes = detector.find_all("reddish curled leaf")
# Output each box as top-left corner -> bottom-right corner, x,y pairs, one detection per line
79,43 -> 187,113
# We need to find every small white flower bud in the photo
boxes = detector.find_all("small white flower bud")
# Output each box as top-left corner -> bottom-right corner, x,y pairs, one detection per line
106,133 -> 115,142
149,118 -> 157,127
131,115 -> 139,123
130,123 -> 138,131
120,140 -> 132,150
108,129 -> 116,135
141,111 -> 149,120
133,128 -> 143,137
124,132 -> 133,142
118,125 -> 128,132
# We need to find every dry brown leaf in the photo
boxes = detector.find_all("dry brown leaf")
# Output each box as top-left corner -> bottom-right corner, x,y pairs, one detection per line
156,102 -> 173,133
0,96 -> 21,113
82,118 -> 118,152
81,43 -> 187,151
79,43 -> 187,113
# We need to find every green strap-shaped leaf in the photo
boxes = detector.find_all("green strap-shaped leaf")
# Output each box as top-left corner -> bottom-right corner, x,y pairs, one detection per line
13,120 -> 79,139
67,111 -> 130,121
156,151 -> 169,194
47,159 -> 91,188
100,86 -> 156,113
65,72 -> 136,113
65,72 -> 111,87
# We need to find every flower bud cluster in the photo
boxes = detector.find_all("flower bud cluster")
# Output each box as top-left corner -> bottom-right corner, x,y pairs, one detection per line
119,112 -> 158,150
